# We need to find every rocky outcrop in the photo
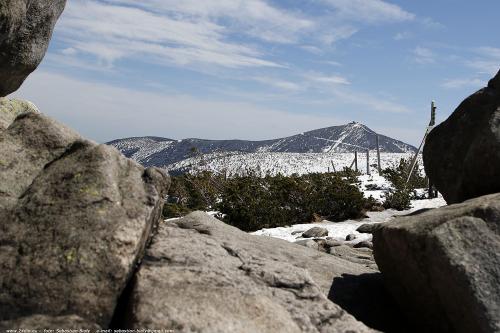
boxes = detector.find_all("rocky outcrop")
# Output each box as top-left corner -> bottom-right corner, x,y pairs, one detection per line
345,233 -> 357,241
424,70 -> 500,204
302,226 -> 329,238
0,315 -> 101,331
0,98 -> 39,129
294,238 -> 377,270
119,212 -> 379,332
0,100 -> 170,327
356,223 -> 384,234
373,193 -> 500,333
329,245 -> 377,270
0,0 -> 67,96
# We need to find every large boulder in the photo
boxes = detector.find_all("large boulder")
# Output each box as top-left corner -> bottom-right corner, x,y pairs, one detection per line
118,212 -> 379,332
302,226 -> 329,238
373,193 -> 500,333
0,100 -> 170,327
424,70 -> 500,204
0,0 -> 66,96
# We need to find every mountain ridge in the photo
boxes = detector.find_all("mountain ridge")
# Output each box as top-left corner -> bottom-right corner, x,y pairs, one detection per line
108,122 -> 418,168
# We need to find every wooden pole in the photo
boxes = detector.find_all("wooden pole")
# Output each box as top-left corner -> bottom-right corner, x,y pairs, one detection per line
428,101 -> 437,198
376,134 -> 381,173
331,161 -> 336,173
366,149 -> 371,175
354,151 -> 358,172
406,101 -> 437,188
349,158 -> 355,170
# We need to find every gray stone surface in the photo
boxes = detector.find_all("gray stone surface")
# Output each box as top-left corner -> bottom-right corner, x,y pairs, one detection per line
302,226 -> 329,238
345,233 -> 357,241
0,97 -> 39,130
373,193 -> 500,333
356,223 -> 384,234
325,238 -> 344,247
0,314 -> 100,331
0,0 -> 66,96
329,245 -> 377,270
424,69 -> 500,204
353,241 -> 373,250
121,212 -> 378,332
0,101 -> 170,327
294,239 -> 322,251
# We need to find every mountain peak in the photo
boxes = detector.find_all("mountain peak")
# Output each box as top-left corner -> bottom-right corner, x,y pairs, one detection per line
108,124 -> 417,168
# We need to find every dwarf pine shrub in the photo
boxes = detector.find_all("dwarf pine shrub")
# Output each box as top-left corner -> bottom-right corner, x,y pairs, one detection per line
164,171 -> 367,232
381,158 -> 427,210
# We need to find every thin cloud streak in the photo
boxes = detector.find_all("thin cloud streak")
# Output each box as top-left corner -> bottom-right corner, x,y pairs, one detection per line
467,47 -> 500,75
413,46 -> 436,64
57,0 -> 285,68
441,78 -> 485,89
320,0 -> 415,23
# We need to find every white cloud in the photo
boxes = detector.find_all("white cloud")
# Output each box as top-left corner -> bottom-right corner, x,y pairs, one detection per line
321,60 -> 343,67
394,31 -> 412,41
319,26 -> 358,45
478,47 -> 500,59
61,47 -> 77,56
301,45 -> 324,55
320,0 -> 415,23
306,73 -> 351,85
420,17 -> 445,30
441,78 -> 485,89
50,0 -> 418,73
331,89 -> 412,113
105,0 -> 315,44
466,47 -> 500,75
296,71 -> 411,114
56,0 -> 286,69
13,71 -> 346,142
251,76 -> 302,91
413,46 -> 436,64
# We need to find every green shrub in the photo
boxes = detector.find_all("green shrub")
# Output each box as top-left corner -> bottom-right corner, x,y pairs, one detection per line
167,171 -> 223,211
381,158 -> 427,191
337,167 -> 362,184
162,203 -> 193,218
381,157 -> 427,209
164,171 -> 368,232
300,173 -> 365,222
383,188 -> 412,211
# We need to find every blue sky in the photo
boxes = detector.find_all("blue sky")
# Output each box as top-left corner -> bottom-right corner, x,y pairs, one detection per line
14,0 -> 500,145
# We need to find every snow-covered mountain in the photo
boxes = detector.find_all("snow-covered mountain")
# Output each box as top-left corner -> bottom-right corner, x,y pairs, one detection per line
166,151 -> 422,177
108,122 -> 417,170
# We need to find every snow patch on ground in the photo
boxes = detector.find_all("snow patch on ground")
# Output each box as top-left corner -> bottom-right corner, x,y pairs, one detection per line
251,196 -> 446,244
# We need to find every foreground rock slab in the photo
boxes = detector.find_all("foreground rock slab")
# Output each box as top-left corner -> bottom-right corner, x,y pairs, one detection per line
0,101 -> 170,327
121,212 -> 377,332
0,0 -> 67,96
424,70 -> 500,204
0,315 -> 100,331
373,193 -> 500,333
